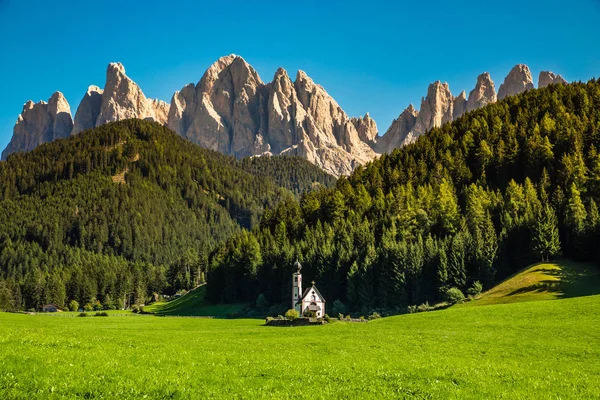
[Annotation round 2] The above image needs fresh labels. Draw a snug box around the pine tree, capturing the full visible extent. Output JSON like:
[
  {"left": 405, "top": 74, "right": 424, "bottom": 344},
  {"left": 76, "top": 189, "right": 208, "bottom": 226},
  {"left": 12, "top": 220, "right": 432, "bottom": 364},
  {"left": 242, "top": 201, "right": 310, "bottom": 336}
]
[{"left": 532, "top": 204, "right": 561, "bottom": 262}]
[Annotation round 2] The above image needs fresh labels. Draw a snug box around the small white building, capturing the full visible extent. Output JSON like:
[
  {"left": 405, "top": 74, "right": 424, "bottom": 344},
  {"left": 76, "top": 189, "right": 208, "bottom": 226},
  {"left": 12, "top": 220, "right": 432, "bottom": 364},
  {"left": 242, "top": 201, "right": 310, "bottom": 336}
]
[{"left": 292, "top": 260, "right": 326, "bottom": 318}]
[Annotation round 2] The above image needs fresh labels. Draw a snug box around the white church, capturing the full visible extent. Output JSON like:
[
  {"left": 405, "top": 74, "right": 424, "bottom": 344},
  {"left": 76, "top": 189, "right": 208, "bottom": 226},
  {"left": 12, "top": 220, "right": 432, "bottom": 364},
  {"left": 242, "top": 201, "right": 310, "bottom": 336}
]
[{"left": 292, "top": 260, "right": 326, "bottom": 318}]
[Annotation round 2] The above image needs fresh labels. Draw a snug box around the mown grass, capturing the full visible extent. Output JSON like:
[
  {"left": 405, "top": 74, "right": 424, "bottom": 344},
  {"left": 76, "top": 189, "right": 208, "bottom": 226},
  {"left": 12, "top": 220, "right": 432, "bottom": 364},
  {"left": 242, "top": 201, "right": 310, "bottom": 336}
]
[
  {"left": 462, "top": 260, "right": 600, "bottom": 307},
  {"left": 144, "top": 285, "right": 247, "bottom": 317},
  {"left": 1, "top": 294, "right": 599, "bottom": 399}
]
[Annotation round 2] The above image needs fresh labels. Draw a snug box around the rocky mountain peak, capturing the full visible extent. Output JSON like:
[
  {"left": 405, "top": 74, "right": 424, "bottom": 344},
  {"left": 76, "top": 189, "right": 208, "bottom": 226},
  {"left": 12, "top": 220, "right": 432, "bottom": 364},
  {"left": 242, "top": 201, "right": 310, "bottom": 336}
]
[
  {"left": 498, "top": 64, "right": 534, "bottom": 100},
  {"left": 351, "top": 112, "right": 378, "bottom": 143},
  {"left": 539, "top": 71, "right": 567, "bottom": 88},
  {"left": 467, "top": 72, "right": 497, "bottom": 112},
  {"left": 72, "top": 85, "right": 103, "bottom": 135},
  {"left": 376, "top": 104, "right": 419, "bottom": 153},
  {"left": 167, "top": 57, "right": 375, "bottom": 176},
  {"left": 408, "top": 80, "right": 454, "bottom": 141},
  {"left": 2, "top": 92, "right": 73, "bottom": 160},
  {"left": 48, "top": 91, "right": 73, "bottom": 139},
  {"left": 96, "top": 62, "right": 154, "bottom": 125},
  {"left": 453, "top": 90, "right": 467, "bottom": 120}
]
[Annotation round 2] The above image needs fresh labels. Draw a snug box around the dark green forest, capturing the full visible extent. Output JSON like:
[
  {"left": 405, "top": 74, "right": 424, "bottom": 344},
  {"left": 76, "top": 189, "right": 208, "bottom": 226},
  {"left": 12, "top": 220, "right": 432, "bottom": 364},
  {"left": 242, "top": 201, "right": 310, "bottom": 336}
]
[
  {"left": 240, "top": 155, "right": 336, "bottom": 196},
  {"left": 0, "top": 120, "right": 333, "bottom": 311},
  {"left": 207, "top": 79, "right": 600, "bottom": 314}
]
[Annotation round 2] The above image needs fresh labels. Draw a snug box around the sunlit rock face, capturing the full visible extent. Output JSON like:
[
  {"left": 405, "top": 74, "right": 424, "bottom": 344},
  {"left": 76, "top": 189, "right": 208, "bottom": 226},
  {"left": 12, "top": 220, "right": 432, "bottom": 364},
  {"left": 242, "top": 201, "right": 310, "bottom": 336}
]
[
  {"left": 498, "top": 64, "right": 534, "bottom": 100},
  {"left": 167, "top": 55, "right": 376, "bottom": 176},
  {"left": 538, "top": 71, "right": 567, "bottom": 88},
  {"left": 2, "top": 92, "right": 73, "bottom": 160}
]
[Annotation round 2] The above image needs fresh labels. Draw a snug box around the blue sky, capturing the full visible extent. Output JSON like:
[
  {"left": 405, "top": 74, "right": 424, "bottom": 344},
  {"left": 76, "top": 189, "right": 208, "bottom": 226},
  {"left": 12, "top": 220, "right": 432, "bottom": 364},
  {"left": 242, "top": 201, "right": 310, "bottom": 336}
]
[{"left": 1, "top": 0, "right": 599, "bottom": 152}]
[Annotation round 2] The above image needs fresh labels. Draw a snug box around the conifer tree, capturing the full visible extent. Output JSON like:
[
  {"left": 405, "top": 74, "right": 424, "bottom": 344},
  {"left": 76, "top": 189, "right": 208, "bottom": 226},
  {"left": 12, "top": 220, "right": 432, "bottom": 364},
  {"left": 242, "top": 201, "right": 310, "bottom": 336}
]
[{"left": 532, "top": 204, "right": 561, "bottom": 262}]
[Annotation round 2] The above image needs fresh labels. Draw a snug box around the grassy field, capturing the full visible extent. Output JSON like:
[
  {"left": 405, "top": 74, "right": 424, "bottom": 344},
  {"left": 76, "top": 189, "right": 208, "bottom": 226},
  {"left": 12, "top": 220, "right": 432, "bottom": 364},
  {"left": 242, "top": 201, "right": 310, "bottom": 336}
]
[
  {"left": 461, "top": 260, "right": 600, "bottom": 307},
  {"left": 144, "top": 285, "right": 247, "bottom": 317},
  {"left": 1, "top": 293, "right": 599, "bottom": 399}
]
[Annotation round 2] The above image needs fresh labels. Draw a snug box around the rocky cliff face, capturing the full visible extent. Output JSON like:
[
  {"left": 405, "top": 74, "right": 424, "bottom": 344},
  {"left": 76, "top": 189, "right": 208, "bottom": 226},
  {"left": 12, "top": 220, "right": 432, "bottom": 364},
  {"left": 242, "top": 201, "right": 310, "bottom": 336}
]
[
  {"left": 167, "top": 55, "right": 375, "bottom": 176},
  {"left": 96, "top": 62, "right": 167, "bottom": 126},
  {"left": 170, "top": 55, "right": 269, "bottom": 157},
  {"left": 453, "top": 91, "right": 467, "bottom": 120},
  {"left": 72, "top": 85, "right": 103, "bottom": 135},
  {"left": 375, "top": 104, "right": 418, "bottom": 153},
  {"left": 538, "top": 71, "right": 567, "bottom": 88},
  {"left": 351, "top": 113, "right": 378, "bottom": 143},
  {"left": 378, "top": 64, "right": 559, "bottom": 150},
  {"left": 2, "top": 92, "right": 73, "bottom": 160},
  {"left": 497, "top": 64, "right": 534, "bottom": 100},
  {"left": 72, "top": 63, "right": 166, "bottom": 137},
  {"left": 404, "top": 81, "right": 454, "bottom": 144},
  {"left": 467, "top": 72, "right": 496, "bottom": 112}
]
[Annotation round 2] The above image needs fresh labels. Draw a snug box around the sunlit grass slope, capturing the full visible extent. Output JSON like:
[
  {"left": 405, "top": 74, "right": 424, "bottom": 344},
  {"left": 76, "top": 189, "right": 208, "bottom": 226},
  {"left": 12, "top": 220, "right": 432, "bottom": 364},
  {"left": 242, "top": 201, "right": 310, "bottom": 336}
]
[
  {"left": 1, "top": 294, "right": 600, "bottom": 399},
  {"left": 144, "top": 285, "right": 246, "bottom": 317},
  {"left": 463, "top": 259, "right": 600, "bottom": 307}
]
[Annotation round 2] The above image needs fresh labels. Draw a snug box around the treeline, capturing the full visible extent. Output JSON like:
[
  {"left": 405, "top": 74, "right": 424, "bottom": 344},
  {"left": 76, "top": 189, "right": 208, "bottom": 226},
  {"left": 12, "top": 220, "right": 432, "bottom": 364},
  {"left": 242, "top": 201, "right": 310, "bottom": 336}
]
[
  {"left": 207, "top": 79, "right": 600, "bottom": 314},
  {"left": 0, "top": 120, "right": 332, "bottom": 311}
]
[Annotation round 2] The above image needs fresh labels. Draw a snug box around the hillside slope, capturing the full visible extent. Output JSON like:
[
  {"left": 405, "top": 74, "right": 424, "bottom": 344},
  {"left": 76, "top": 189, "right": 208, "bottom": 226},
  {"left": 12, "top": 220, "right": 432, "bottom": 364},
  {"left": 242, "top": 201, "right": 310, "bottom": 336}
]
[
  {"left": 144, "top": 285, "right": 246, "bottom": 317},
  {"left": 462, "top": 260, "right": 600, "bottom": 306}
]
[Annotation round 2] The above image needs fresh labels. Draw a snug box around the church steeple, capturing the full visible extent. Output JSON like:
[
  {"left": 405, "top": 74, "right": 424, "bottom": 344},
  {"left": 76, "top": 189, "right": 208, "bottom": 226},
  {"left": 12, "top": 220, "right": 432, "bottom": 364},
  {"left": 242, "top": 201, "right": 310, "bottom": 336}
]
[{"left": 292, "top": 260, "right": 302, "bottom": 312}]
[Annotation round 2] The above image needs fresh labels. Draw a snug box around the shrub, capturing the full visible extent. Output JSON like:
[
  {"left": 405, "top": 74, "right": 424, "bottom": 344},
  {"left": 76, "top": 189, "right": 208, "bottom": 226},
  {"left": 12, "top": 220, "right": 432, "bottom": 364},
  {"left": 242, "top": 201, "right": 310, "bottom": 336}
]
[
  {"left": 68, "top": 300, "right": 79, "bottom": 312},
  {"left": 92, "top": 300, "right": 103, "bottom": 311},
  {"left": 77, "top": 312, "right": 88, "bottom": 317},
  {"left": 331, "top": 299, "right": 346, "bottom": 316},
  {"left": 368, "top": 312, "right": 381, "bottom": 320},
  {"left": 445, "top": 287, "right": 466, "bottom": 304},
  {"left": 417, "top": 302, "right": 431, "bottom": 312},
  {"left": 468, "top": 281, "right": 483, "bottom": 297},
  {"left": 131, "top": 305, "right": 139, "bottom": 313},
  {"left": 303, "top": 309, "right": 316, "bottom": 318},
  {"left": 83, "top": 303, "right": 93, "bottom": 312},
  {"left": 284, "top": 309, "right": 299, "bottom": 320},
  {"left": 323, "top": 314, "right": 331, "bottom": 323},
  {"left": 407, "top": 305, "right": 417, "bottom": 314},
  {"left": 338, "top": 313, "right": 345, "bottom": 321},
  {"left": 94, "top": 312, "right": 109, "bottom": 317}
]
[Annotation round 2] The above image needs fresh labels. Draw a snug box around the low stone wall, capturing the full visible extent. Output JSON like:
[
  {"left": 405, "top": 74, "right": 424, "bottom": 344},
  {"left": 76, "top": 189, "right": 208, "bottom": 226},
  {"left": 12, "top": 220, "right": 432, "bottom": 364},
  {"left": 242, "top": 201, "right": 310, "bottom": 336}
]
[{"left": 265, "top": 317, "right": 326, "bottom": 327}]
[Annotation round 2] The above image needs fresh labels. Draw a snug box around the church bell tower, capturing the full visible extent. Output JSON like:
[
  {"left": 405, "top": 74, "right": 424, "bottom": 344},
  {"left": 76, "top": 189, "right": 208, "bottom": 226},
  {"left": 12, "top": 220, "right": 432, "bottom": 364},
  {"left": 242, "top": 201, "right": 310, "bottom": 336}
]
[{"left": 292, "top": 260, "right": 302, "bottom": 312}]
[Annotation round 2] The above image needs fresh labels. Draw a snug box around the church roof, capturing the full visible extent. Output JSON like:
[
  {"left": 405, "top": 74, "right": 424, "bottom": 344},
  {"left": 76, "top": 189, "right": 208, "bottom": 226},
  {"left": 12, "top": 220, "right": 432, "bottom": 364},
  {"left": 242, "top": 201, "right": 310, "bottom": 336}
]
[{"left": 300, "top": 284, "right": 326, "bottom": 303}]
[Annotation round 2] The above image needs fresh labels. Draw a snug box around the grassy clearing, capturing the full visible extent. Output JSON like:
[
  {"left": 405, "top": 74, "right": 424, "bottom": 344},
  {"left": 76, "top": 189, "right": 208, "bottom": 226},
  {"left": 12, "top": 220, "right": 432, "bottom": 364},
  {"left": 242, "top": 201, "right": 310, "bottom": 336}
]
[
  {"left": 462, "top": 259, "right": 600, "bottom": 307},
  {"left": 143, "top": 285, "right": 247, "bottom": 317},
  {"left": 1, "top": 294, "right": 599, "bottom": 399}
]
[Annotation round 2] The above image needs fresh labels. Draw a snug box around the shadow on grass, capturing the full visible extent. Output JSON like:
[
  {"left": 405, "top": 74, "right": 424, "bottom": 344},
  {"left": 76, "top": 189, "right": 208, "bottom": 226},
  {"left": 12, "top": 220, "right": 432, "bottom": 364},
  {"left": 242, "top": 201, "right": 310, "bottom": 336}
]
[{"left": 505, "top": 261, "right": 600, "bottom": 299}]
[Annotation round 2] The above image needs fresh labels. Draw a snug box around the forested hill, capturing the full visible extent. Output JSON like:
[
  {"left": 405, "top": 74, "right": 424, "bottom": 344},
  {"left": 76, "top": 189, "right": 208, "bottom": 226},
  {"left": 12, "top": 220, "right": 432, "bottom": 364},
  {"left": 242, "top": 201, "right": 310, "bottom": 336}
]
[
  {"left": 0, "top": 119, "right": 333, "bottom": 311},
  {"left": 207, "top": 79, "right": 600, "bottom": 314}
]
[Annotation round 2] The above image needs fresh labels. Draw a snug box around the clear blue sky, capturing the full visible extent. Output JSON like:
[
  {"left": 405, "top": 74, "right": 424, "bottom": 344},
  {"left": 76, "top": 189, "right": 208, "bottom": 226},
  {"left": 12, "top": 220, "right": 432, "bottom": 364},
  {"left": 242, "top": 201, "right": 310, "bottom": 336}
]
[{"left": 1, "top": 0, "right": 599, "bottom": 152}]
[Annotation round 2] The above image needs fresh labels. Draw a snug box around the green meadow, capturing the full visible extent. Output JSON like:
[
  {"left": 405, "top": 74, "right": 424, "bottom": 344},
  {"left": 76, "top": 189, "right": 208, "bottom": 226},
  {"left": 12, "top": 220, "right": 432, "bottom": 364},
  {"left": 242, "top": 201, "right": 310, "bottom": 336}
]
[{"left": 1, "top": 293, "right": 600, "bottom": 399}]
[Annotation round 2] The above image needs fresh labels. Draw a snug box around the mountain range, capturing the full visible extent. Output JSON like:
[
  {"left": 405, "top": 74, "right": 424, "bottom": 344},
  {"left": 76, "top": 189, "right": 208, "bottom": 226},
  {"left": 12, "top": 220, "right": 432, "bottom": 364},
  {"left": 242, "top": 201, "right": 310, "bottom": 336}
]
[{"left": 1, "top": 55, "right": 567, "bottom": 175}]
